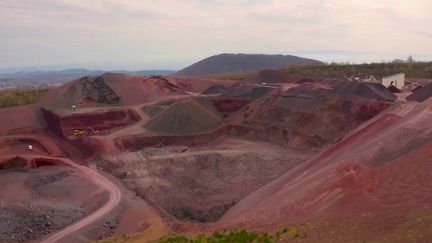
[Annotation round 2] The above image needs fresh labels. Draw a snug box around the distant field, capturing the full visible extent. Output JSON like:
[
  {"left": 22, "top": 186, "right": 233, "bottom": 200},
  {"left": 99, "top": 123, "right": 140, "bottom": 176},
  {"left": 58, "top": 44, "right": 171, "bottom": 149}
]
[
  {"left": 208, "top": 62, "right": 432, "bottom": 80},
  {"left": 0, "top": 87, "right": 48, "bottom": 108}
]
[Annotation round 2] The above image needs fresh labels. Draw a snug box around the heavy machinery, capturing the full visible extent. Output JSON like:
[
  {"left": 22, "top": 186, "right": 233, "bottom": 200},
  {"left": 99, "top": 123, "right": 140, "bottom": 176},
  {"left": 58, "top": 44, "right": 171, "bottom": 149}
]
[
  {"left": 73, "top": 130, "right": 86, "bottom": 137},
  {"left": 72, "top": 127, "right": 97, "bottom": 137}
]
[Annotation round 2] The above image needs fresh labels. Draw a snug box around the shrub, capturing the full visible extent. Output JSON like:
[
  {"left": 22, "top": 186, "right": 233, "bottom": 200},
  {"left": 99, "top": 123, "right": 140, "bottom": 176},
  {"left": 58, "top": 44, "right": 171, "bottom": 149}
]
[{"left": 289, "top": 227, "right": 299, "bottom": 239}]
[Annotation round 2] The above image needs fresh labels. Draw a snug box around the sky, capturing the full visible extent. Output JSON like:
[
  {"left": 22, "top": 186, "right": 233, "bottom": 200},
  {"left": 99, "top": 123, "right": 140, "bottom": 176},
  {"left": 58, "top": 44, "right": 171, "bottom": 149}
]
[{"left": 1, "top": 0, "right": 432, "bottom": 71}]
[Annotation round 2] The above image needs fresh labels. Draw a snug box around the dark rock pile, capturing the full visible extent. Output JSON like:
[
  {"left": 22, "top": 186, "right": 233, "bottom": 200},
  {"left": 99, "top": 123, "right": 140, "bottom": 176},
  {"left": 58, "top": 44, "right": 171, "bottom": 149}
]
[
  {"left": 0, "top": 203, "right": 84, "bottom": 242},
  {"left": 78, "top": 76, "right": 120, "bottom": 104},
  {"left": 406, "top": 82, "right": 432, "bottom": 102}
]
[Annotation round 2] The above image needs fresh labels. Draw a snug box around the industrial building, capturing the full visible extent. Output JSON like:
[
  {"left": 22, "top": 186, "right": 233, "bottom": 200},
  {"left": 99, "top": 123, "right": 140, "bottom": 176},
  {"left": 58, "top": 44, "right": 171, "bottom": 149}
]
[{"left": 382, "top": 73, "right": 405, "bottom": 89}]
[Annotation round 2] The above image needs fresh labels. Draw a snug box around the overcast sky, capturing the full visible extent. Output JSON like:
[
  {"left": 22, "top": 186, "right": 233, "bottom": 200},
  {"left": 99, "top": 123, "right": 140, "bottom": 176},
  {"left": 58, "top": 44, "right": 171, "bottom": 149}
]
[{"left": 1, "top": 0, "right": 431, "bottom": 71}]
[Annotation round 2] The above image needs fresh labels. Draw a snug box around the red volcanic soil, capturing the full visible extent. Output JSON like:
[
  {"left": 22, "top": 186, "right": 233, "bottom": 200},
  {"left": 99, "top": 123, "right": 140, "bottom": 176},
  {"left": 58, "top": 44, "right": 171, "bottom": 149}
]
[
  {"left": 0, "top": 156, "right": 63, "bottom": 169},
  {"left": 42, "top": 107, "right": 141, "bottom": 137},
  {"left": 209, "top": 83, "right": 276, "bottom": 116},
  {"left": 38, "top": 73, "right": 235, "bottom": 110},
  {"left": 0, "top": 73, "right": 241, "bottom": 242},
  {"left": 3, "top": 71, "right": 427, "bottom": 242},
  {"left": 102, "top": 138, "right": 311, "bottom": 223},
  {"left": 211, "top": 98, "right": 251, "bottom": 114},
  {"left": 231, "top": 82, "right": 393, "bottom": 150},
  {"left": 0, "top": 134, "right": 68, "bottom": 170},
  {"left": 0, "top": 72, "right": 235, "bottom": 149},
  {"left": 115, "top": 125, "right": 233, "bottom": 152},
  {"left": 169, "top": 75, "right": 236, "bottom": 93},
  {"left": 0, "top": 105, "right": 44, "bottom": 135},
  {"left": 248, "top": 69, "right": 322, "bottom": 84},
  {"left": 220, "top": 83, "right": 274, "bottom": 99},
  {"left": 220, "top": 100, "right": 432, "bottom": 228}
]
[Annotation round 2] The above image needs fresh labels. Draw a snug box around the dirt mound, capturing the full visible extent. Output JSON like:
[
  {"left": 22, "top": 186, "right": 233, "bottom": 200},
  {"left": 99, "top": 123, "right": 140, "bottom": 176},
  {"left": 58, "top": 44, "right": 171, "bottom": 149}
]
[
  {"left": 141, "top": 105, "right": 166, "bottom": 118},
  {"left": 63, "top": 76, "right": 120, "bottom": 107},
  {"left": 248, "top": 69, "right": 289, "bottom": 83},
  {"left": 90, "top": 74, "right": 186, "bottom": 105},
  {"left": 406, "top": 82, "right": 432, "bottom": 102},
  {"left": 38, "top": 74, "right": 122, "bottom": 109},
  {"left": 248, "top": 69, "right": 320, "bottom": 84},
  {"left": 144, "top": 97, "right": 223, "bottom": 135},
  {"left": 332, "top": 82, "right": 396, "bottom": 101},
  {"left": 38, "top": 73, "right": 236, "bottom": 110},
  {"left": 221, "top": 84, "right": 273, "bottom": 99},
  {"left": 97, "top": 73, "right": 188, "bottom": 105},
  {"left": 236, "top": 82, "right": 392, "bottom": 150},
  {"left": 201, "top": 84, "right": 227, "bottom": 95},
  {"left": 276, "top": 83, "right": 330, "bottom": 110},
  {"left": 142, "top": 76, "right": 187, "bottom": 94},
  {"left": 169, "top": 76, "right": 237, "bottom": 93}
]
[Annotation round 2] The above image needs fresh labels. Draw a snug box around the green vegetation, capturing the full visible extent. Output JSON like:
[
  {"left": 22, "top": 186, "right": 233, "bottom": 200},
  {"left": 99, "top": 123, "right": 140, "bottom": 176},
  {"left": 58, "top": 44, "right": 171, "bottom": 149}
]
[
  {"left": 280, "top": 62, "right": 432, "bottom": 79},
  {"left": 288, "top": 228, "right": 299, "bottom": 239},
  {"left": 0, "top": 87, "right": 48, "bottom": 108},
  {"left": 158, "top": 227, "right": 302, "bottom": 243},
  {"left": 207, "top": 62, "right": 432, "bottom": 81},
  {"left": 207, "top": 71, "right": 256, "bottom": 81}
]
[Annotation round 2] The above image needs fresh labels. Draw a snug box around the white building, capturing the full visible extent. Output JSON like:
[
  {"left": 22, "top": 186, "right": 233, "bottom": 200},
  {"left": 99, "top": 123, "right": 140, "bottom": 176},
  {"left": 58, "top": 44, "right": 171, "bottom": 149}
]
[{"left": 382, "top": 73, "right": 405, "bottom": 89}]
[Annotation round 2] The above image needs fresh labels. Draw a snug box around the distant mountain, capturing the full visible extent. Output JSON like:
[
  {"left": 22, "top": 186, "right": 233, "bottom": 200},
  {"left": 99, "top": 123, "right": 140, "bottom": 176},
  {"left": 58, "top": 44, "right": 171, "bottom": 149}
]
[
  {"left": 175, "top": 53, "right": 322, "bottom": 76},
  {"left": 0, "top": 69, "right": 176, "bottom": 89},
  {"left": 0, "top": 69, "right": 105, "bottom": 89},
  {"left": 115, "top": 70, "right": 176, "bottom": 76},
  {"left": 0, "top": 69, "right": 104, "bottom": 78}
]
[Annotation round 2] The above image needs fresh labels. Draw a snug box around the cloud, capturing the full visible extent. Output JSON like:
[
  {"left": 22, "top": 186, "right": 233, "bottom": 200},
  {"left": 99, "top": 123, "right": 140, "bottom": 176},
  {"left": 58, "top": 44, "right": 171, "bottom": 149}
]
[{"left": 0, "top": 0, "right": 431, "bottom": 69}]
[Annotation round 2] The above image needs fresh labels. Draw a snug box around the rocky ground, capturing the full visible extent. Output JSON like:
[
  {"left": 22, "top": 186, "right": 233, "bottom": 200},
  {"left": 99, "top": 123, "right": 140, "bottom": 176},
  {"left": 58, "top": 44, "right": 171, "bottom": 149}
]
[
  {"left": 0, "top": 203, "right": 83, "bottom": 242},
  {"left": 0, "top": 166, "right": 107, "bottom": 242},
  {"left": 98, "top": 140, "right": 311, "bottom": 223}
]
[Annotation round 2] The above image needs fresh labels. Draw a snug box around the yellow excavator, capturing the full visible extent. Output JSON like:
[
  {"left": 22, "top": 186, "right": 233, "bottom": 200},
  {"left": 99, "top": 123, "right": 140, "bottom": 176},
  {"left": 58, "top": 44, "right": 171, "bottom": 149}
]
[
  {"left": 73, "top": 129, "right": 86, "bottom": 137},
  {"left": 72, "top": 127, "right": 97, "bottom": 137}
]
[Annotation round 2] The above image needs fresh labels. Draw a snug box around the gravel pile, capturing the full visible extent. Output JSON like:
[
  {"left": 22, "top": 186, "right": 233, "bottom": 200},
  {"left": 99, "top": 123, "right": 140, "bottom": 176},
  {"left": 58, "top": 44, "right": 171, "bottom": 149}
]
[{"left": 0, "top": 203, "right": 84, "bottom": 242}]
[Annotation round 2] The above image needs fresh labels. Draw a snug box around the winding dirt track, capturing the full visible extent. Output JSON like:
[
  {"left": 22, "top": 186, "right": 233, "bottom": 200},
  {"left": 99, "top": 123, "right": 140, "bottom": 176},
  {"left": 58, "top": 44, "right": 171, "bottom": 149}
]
[{"left": 40, "top": 158, "right": 122, "bottom": 243}]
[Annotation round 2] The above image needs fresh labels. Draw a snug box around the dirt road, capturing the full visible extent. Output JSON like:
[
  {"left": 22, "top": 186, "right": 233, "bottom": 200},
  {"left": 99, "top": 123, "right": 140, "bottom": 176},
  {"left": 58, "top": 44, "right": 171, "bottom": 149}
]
[{"left": 40, "top": 157, "right": 122, "bottom": 243}]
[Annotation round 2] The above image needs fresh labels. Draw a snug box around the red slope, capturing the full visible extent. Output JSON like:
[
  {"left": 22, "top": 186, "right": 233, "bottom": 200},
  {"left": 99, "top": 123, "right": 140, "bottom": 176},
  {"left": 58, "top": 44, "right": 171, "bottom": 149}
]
[
  {"left": 0, "top": 104, "right": 43, "bottom": 134},
  {"left": 221, "top": 99, "right": 432, "bottom": 225}
]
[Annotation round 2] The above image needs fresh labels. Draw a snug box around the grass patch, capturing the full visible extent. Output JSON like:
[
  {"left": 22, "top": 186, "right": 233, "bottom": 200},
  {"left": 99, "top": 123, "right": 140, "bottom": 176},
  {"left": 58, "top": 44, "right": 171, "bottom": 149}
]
[
  {"left": 0, "top": 87, "right": 48, "bottom": 109},
  {"left": 206, "top": 71, "right": 256, "bottom": 81},
  {"left": 158, "top": 227, "right": 303, "bottom": 243}
]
